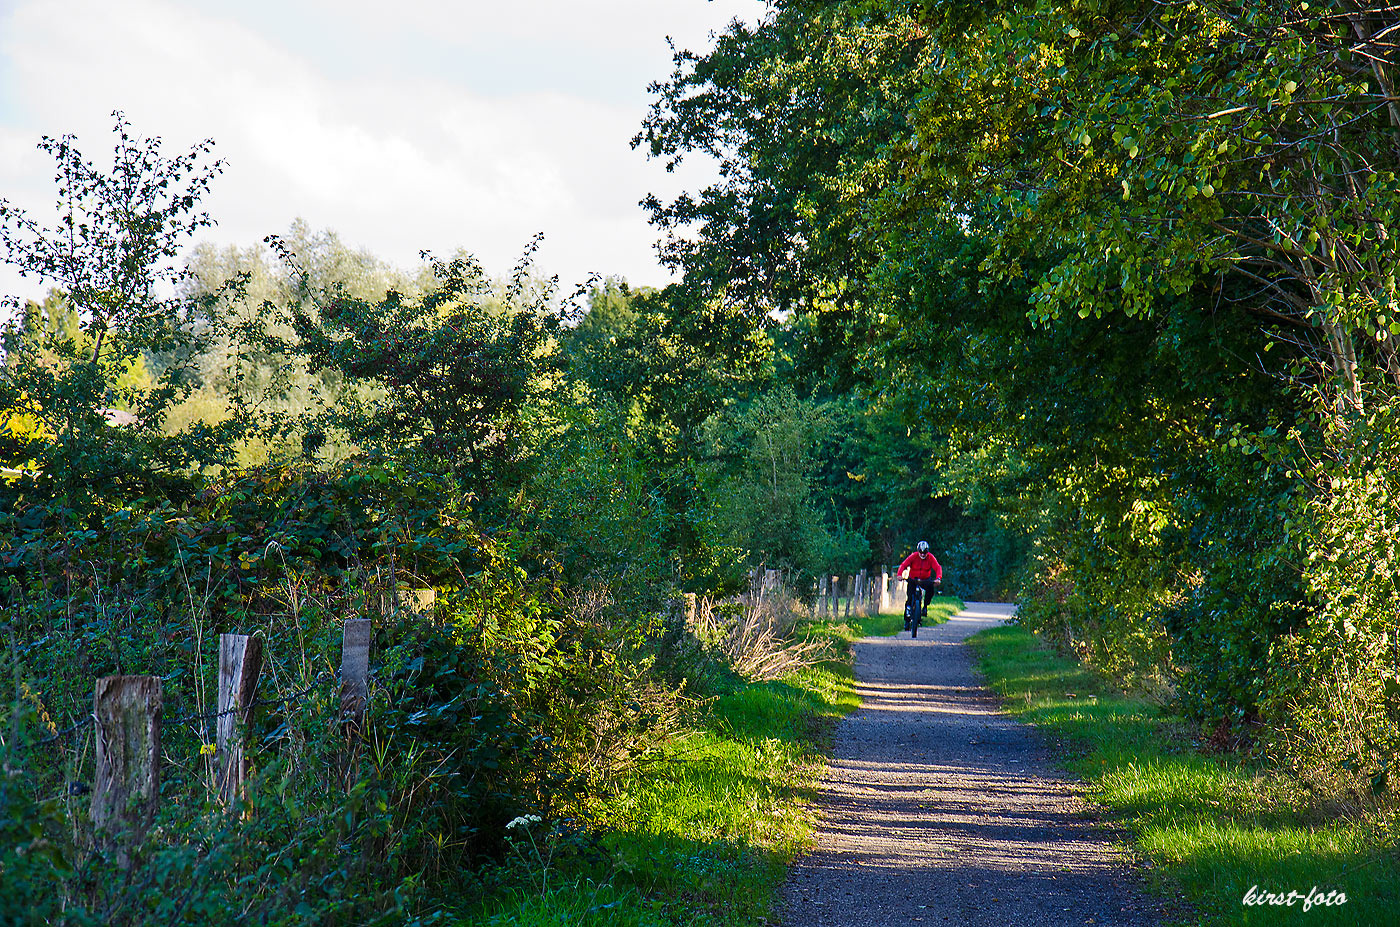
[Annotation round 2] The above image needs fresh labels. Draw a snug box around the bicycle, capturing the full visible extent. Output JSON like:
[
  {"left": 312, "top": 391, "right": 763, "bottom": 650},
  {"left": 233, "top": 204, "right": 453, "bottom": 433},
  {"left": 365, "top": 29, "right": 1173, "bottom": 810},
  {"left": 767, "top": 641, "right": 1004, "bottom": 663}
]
[
  {"left": 903, "top": 579, "right": 940, "bottom": 638},
  {"left": 905, "top": 583, "right": 925, "bottom": 638}
]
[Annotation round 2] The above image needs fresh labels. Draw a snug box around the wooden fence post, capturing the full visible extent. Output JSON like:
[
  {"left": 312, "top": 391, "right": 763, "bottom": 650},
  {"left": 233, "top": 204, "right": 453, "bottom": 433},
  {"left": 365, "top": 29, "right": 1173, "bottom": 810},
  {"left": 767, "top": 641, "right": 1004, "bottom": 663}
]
[
  {"left": 338, "top": 618, "right": 372, "bottom": 788},
  {"left": 340, "top": 618, "right": 372, "bottom": 736},
  {"left": 92, "top": 675, "right": 162, "bottom": 862},
  {"left": 881, "top": 569, "right": 891, "bottom": 612},
  {"left": 216, "top": 633, "right": 263, "bottom": 806}
]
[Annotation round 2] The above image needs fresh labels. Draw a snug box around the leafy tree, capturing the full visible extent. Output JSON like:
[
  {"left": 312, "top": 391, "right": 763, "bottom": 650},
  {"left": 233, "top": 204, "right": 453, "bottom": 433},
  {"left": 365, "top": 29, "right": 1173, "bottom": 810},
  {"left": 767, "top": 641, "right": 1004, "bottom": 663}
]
[
  {"left": 0, "top": 113, "right": 237, "bottom": 495},
  {"left": 699, "top": 387, "right": 855, "bottom": 577},
  {"left": 637, "top": 1, "right": 922, "bottom": 316},
  {"left": 636, "top": 0, "right": 1343, "bottom": 730},
  {"left": 169, "top": 223, "right": 423, "bottom": 465},
  {"left": 258, "top": 240, "right": 562, "bottom": 493},
  {"left": 894, "top": 0, "right": 1400, "bottom": 410}
]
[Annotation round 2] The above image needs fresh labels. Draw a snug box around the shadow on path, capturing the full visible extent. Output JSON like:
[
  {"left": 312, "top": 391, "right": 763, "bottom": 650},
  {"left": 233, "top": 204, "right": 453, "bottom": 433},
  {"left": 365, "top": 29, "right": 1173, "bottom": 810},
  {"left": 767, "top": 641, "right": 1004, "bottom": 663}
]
[{"left": 780, "top": 603, "right": 1165, "bottom": 927}]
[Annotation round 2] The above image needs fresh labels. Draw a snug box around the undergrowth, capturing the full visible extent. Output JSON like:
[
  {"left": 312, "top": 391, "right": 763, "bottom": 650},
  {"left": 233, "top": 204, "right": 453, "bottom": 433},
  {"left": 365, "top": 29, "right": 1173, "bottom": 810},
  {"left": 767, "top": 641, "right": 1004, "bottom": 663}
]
[{"left": 470, "top": 595, "right": 961, "bottom": 926}]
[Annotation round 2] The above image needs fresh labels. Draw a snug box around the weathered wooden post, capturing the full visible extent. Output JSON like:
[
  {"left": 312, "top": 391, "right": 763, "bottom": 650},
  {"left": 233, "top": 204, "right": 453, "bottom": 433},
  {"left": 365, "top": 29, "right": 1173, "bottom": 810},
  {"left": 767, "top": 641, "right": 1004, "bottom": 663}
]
[
  {"left": 881, "top": 569, "right": 891, "bottom": 612},
  {"left": 338, "top": 618, "right": 372, "bottom": 788},
  {"left": 216, "top": 633, "right": 263, "bottom": 806},
  {"left": 340, "top": 618, "right": 372, "bottom": 735},
  {"left": 92, "top": 675, "right": 162, "bottom": 863}
]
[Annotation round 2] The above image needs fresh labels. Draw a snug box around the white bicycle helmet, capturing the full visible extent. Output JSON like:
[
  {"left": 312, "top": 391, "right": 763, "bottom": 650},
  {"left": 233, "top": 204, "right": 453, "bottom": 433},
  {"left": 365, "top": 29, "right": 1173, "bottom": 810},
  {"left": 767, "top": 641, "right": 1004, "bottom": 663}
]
[{"left": 916, "top": 540, "right": 930, "bottom": 553}]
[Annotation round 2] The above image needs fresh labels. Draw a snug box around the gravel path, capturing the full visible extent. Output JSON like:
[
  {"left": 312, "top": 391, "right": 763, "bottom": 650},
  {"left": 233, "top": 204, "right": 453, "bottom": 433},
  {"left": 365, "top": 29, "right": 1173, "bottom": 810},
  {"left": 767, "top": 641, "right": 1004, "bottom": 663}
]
[{"left": 780, "top": 603, "right": 1164, "bottom": 927}]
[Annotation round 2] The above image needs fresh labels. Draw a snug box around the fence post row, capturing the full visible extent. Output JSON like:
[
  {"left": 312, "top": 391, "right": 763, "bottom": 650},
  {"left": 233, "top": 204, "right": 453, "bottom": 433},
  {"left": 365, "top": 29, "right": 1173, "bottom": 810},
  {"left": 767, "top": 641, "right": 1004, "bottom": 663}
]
[
  {"left": 92, "top": 675, "right": 162, "bottom": 864},
  {"left": 84, "top": 617, "right": 376, "bottom": 846},
  {"left": 216, "top": 633, "right": 264, "bottom": 806}
]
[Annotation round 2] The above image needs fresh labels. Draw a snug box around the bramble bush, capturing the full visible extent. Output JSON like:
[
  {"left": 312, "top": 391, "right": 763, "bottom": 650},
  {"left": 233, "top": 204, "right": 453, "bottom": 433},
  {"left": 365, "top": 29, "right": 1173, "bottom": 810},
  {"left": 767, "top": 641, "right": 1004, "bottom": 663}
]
[
  {"left": 0, "top": 454, "right": 720, "bottom": 922},
  {"left": 1266, "top": 398, "right": 1400, "bottom": 799}
]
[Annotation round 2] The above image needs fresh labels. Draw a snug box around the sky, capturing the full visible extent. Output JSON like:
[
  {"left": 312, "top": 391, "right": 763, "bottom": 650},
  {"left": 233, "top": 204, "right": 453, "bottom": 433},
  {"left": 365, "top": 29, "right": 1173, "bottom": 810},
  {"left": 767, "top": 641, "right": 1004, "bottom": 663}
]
[{"left": 0, "top": 0, "right": 762, "bottom": 307}]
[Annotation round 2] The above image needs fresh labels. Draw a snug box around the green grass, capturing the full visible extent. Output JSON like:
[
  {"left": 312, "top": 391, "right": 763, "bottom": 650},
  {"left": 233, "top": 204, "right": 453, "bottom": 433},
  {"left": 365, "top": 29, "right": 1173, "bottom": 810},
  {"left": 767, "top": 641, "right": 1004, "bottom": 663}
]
[
  {"left": 969, "top": 624, "right": 1400, "bottom": 927},
  {"left": 474, "top": 597, "right": 962, "bottom": 925}
]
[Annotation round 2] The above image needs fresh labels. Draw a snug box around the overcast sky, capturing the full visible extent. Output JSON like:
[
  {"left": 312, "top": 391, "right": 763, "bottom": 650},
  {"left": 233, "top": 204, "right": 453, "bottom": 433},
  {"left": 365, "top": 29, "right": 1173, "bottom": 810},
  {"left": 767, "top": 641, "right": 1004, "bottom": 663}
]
[{"left": 0, "top": 0, "right": 761, "bottom": 306}]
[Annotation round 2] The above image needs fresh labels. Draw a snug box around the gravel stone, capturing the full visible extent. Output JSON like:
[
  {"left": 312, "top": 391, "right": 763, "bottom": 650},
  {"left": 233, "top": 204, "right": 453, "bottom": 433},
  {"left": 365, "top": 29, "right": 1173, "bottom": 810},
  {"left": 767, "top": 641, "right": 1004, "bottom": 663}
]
[{"left": 780, "top": 603, "right": 1165, "bottom": 927}]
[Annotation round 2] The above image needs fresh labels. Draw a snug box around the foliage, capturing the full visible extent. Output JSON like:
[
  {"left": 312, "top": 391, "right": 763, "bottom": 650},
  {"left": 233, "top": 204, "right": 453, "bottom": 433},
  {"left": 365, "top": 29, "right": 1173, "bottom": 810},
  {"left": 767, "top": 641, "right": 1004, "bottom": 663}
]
[
  {"left": 0, "top": 113, "right": 239, "bottom": 498},
  {"left": 255, "top": 239, "right": 561, "bottom": 493},
  {"left": 698, "top": 388, "right": 856, "bottom": 578},
  {"left": 1267, "top": 397, "right": 1400, "bottom": 794},
  {"left": 479, "top": 591, "right": 877, "bottom": 927},
  {"left": 638, "top": 0, "right": 1400, "bottom": 791},
  {"left": 165, "top": 222, "right": 422, "bottom": 467},
  {"left": 636, "top": 1, "right": 921, "bottom": 314},
  {"left": 1, "top": 107, "right": 949, "bottom": 925},
  {"left": 895, "top": 1, "right": 1400, "bottom": 407}
]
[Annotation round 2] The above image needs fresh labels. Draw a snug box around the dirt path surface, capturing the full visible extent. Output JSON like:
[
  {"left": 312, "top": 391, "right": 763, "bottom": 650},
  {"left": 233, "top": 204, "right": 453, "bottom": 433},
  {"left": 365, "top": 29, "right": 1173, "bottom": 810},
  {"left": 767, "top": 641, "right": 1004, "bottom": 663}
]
[{"left": 780, "top": 603, "right": 1164, "bottom": 927}]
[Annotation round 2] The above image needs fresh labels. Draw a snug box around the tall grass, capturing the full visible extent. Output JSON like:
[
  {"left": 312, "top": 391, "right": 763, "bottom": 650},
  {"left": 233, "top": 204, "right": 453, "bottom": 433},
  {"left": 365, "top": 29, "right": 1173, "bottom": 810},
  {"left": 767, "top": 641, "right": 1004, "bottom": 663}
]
[{"left": 688, "top": 588, "right": 835, "bottom": 681}]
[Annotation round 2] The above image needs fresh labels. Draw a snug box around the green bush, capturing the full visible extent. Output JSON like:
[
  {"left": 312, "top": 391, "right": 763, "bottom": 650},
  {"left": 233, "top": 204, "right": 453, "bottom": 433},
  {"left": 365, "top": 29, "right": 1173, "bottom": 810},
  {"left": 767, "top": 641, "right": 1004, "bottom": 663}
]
[{"left": 1266, "top": 401, "right": 1400, "bottom": 795}]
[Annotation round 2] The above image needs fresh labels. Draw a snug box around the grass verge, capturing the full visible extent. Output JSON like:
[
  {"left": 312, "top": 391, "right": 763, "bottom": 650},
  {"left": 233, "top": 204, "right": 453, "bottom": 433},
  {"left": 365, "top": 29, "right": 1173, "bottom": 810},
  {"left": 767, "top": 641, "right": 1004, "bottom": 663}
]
[
  {"left": 473, "top": 596, "right": 961, "bottom": 926},
  {"left": 969, "top": 623, "right": 1400, "bottom": 927}
]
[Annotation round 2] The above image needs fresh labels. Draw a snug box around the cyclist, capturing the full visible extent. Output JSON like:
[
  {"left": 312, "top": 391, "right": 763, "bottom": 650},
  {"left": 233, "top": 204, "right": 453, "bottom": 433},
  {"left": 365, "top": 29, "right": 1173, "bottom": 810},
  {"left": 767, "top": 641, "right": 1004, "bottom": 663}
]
[{"left": 897, "top": 541, "right": 943, "bottom": 631}]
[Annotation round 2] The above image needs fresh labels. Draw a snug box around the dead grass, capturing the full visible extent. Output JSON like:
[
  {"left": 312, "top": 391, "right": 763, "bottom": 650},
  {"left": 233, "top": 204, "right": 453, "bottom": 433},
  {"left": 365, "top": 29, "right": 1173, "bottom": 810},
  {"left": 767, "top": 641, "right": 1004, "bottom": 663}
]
[{"left": 690, "top": 585, "right": 835, "bottom": 681}]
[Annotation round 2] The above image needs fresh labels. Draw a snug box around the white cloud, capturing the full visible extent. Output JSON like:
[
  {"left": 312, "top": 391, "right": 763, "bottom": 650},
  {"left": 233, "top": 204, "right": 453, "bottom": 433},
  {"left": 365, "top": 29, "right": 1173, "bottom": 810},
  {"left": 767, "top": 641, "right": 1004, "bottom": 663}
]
[{"left": 0, "top": 0, "right": 761, "bottom": 309}]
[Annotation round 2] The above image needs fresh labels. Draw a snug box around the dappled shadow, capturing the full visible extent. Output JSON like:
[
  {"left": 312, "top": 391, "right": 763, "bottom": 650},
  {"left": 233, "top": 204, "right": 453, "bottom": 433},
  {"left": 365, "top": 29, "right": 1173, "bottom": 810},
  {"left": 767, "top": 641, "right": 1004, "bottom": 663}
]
[{"left": 781, "top": 602, "right": 1163, "bottom": 927}]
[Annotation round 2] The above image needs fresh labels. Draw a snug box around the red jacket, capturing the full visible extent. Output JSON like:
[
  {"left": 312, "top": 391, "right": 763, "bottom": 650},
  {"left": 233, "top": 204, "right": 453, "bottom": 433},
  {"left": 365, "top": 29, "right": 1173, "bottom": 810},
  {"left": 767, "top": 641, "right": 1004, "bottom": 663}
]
[{"left": 898, "top": 551, "right": 942, "bottom": 581}]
